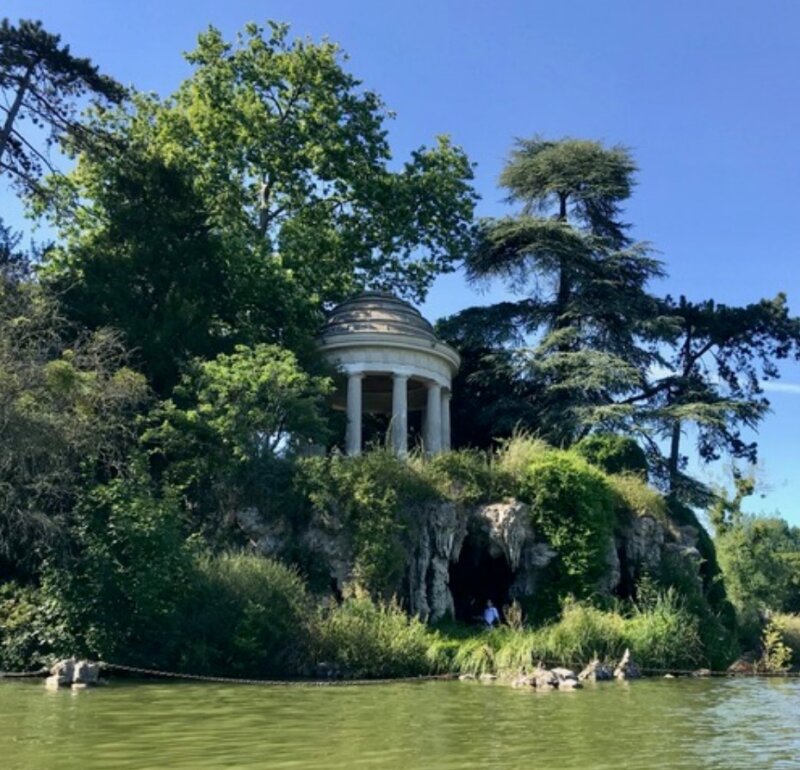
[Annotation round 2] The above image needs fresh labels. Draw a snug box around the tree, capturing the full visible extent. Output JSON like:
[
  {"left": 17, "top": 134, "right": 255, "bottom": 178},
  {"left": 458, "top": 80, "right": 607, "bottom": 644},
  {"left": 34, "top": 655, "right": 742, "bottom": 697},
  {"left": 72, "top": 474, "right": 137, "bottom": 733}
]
[
  {"left": 0, "top": 281, "right": 148, "bottom": 574},
  {"left": 0, "top": 18, "right": 125, "bottom": 194},
  {"left": 446, "top": 137, "right": 663, "bottom": 445},
  {"left": 41, "top": 148, "right": 309, "bottom": 393},
  {"left": 143, "top": 344, "right": 332, "bottom": 536},
  {"left": 38, "top": 22, "right": 476, "bottom": 394},
  {"left": 593, "top": 294, "right": 800, "bottom": 498}
]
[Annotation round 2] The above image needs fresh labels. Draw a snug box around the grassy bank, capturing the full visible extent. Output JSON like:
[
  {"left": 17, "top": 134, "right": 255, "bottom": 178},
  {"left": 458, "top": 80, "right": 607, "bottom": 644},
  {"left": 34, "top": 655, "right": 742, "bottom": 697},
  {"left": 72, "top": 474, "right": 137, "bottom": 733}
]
[{"left": 1, "top": 551, "right": 717, "bottom": 678}]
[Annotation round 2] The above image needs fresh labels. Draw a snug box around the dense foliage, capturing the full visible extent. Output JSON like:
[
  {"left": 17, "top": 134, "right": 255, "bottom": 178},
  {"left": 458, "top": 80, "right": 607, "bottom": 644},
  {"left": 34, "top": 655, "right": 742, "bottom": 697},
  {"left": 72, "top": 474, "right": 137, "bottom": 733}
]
[{"left": 2, "top": 17, "right": 799, "bottom": 679}]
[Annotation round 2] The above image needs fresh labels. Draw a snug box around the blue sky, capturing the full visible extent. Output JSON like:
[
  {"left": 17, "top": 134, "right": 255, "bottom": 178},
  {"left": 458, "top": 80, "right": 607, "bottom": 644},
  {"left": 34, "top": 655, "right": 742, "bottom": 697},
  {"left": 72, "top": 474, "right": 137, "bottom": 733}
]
[{"left": 4, "top": 1, "right": 800, "bottom": 523}]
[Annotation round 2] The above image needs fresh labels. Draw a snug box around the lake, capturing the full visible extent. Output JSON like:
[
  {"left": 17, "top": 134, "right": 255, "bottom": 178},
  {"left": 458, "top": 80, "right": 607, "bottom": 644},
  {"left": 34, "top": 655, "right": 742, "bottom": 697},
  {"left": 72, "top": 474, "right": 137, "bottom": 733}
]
[{"left": 1, "top": 677, "right": 798, "bottom": 769}]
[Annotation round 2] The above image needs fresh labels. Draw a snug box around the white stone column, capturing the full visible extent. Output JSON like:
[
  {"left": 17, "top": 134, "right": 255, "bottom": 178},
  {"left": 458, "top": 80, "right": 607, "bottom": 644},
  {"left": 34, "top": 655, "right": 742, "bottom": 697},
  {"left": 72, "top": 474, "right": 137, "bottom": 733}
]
[
  {"left": 391, "top": 373, "right": 409, "bottom": 456},
  {"left": 441, "top": 388, "right": 451, "bottom": 452},
  {"left": 425, "top": 382, "right": 443, "bottom": 455},
  {"left": 345, "top": 372, "right": 363, "bottom": 456}
]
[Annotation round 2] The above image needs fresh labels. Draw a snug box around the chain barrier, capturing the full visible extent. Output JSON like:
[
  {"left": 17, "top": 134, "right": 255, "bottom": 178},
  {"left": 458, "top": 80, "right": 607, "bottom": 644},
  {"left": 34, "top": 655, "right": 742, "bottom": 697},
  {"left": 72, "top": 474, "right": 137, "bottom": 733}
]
[{"left": 4, "top": 661, "right": 800, "bottom": 684}]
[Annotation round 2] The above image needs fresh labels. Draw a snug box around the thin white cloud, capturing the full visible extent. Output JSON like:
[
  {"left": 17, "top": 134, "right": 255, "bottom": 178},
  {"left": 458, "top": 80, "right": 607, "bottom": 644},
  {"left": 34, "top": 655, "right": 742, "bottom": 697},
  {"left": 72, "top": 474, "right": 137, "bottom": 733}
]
[{"left": 761, "top": 381, "right": 800, "bottom": 395}]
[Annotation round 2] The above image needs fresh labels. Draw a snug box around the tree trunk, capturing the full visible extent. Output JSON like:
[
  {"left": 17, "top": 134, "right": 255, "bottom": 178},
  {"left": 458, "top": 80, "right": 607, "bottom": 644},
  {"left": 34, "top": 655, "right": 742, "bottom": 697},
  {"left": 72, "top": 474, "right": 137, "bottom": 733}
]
[
  {"left": 0, "top": 62, "right": 36, "bottom": 163},
  {"left": 668, "top": 419, "right": 681, "bottom": 493}
]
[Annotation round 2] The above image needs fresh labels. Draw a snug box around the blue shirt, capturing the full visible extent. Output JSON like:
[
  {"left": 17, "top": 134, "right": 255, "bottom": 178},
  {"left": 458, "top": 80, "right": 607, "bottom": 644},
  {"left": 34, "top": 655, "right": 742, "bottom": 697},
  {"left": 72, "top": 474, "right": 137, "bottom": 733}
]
[{"left": 483, "top": 606, "right": 499, "bottom": 626}]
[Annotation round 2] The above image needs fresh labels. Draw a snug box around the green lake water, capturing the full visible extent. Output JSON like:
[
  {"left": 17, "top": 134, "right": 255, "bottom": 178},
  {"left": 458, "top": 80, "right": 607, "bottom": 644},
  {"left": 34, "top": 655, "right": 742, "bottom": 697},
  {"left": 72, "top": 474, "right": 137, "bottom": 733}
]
[{"left": 1, "top": 677, "right": 799, "bottom": 769}]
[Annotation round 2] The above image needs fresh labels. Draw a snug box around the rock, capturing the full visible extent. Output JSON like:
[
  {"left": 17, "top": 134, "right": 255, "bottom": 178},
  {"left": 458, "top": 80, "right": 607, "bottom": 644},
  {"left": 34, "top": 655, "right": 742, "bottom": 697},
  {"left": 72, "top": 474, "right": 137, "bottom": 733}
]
[
  {"left": 691, "top": 668, "right": 712, "bottom": 678},
  {"left": 73, "top": 661, "right": 100, "bottom": 685},
  {"left": 50, "top": 658, "right": 76, "bottom": 683},
  {"left": 551, "top": 667, "right": 578, "bottom": 682},
  {"left": 459, "top": 673, "right": 476, "bottom": 681},
  {"left": 44, "top": 675, "right": 66, "bottom": 689},
  {"left": 511, "top": 675, "right": 535, "bottom": 688},
  {"left": 479, "top": 673, "right": 497, "bottom": 682},
  {"left": 557, "top": 678, "right": 582, "bottom": 690},
  {"left": 728, "top": 654, "right": 757, "bottom": 674},
  {"left": 532, "top": 666, "right": 559, "bottom": 690},
  {"left": 578, "top": 659, "right": 613, "bottom": 682},
  {"left": 71, "top": 682, "right": 89, "bottom": 690},
  {"left": 663, "top": 674, "right": 675, "bottom": 679},
  {"left": 614, "top": 648, "right": 641, "bottom": 680}
]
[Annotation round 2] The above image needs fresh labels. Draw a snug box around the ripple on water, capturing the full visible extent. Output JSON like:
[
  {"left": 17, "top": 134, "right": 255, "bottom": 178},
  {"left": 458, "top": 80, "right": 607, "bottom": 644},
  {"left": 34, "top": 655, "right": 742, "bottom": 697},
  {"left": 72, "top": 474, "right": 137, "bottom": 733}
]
[{"left": 1, "top": 677, "right": 799, "bottom": 770}]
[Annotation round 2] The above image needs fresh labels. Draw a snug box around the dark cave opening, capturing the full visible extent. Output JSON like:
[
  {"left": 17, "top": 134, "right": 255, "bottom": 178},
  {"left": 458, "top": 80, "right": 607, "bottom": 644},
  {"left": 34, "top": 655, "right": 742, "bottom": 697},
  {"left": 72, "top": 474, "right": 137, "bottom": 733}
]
[{"left": 449, "top": 534, "right": 514, "bottom": 623}]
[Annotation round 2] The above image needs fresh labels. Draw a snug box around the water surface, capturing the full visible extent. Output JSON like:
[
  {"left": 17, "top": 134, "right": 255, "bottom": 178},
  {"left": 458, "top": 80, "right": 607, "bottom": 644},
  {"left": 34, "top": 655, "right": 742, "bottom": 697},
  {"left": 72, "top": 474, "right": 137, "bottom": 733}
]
[{"left": 2, "top": 677, "right": 798, "bottom": 769}]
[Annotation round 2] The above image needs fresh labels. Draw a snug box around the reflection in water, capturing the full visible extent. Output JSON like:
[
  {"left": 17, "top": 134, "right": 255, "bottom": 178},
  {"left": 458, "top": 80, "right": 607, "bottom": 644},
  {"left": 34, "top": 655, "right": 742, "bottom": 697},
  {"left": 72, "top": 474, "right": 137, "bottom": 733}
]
[{"left": 2, "top": 678, "right": 799, "bottom": 769}]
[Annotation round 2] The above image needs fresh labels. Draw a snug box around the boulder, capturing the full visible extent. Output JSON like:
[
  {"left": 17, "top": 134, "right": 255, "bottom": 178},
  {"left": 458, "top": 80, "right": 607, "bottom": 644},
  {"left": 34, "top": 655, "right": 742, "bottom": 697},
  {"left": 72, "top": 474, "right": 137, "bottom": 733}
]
[
  {"left": 557, "top": 678, "right": 582, "bottom": 690},
  {"left": 691, "top": 668, "right": 712, "bottom": 678},
  {"left": 551, "top": 666, "right": 578, "bottom": 682},
  {"left": 614, "top": 648, "right": 641, "bottom": 680},
  {"left": 50, "top": 658, "right": 76, "bottom": 683},
  {"left": 458, "top": 673, "right": 476, "bottom": 681},
  {"left": 510, "top": 675, "right": 535, "bottom": 688},
  {"left": 578, "top": 659, "right": 613, "bottom": 682},
  {"left": 479, "top": 672, "right": 497, "bottom": 682},
  {"left": 73, "top": 661, "right": 100, "bottom": 685},
  {"left": 532, "top": 665, "right": 558, "bottom": 690}
]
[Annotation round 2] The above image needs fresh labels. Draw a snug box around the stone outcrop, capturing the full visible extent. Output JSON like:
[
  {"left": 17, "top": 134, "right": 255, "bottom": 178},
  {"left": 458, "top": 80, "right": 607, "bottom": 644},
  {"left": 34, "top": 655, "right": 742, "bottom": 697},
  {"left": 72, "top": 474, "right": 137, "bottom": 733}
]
[
  {"left": 578, "top": 659, "right": 613, "bottom": 682},
  {"left": 614, "top": 648, "right": 641, "bottom": 680},
  {"left": 45, "top": 659, "right": 101, "bottom": 689},
  {"left": 238, "top": 493, "right": 708, "bottom": 622}
]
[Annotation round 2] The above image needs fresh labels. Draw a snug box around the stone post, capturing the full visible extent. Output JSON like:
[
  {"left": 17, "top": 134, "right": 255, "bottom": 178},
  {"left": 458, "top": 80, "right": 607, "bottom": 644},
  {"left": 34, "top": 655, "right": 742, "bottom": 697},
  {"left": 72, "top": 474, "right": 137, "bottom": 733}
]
[
  {"left": 425, "top": 382, "right": 443, "bottom": 455},
  {"left": 345, "top": 372, "right": 363, "bottom": 455},
  {"left": 441, "top": 388, "right": 451, "bottom": 452}
]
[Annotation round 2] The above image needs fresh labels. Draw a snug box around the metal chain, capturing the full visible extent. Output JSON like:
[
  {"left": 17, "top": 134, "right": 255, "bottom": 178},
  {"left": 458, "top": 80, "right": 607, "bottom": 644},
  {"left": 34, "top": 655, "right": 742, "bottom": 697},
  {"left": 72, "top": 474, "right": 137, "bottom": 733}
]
[{"left": 4, "top": 661, "right": 799, "bottom": 683}]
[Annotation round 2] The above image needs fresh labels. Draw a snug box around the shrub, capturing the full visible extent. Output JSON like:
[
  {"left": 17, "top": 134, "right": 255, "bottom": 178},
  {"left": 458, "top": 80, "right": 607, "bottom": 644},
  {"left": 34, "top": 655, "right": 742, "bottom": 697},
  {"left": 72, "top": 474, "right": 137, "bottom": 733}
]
[
  {"left": 609, "top": 473, "right": 668, "bottom": 525},
  {"left": 574, "top": 434, "right": 648, "bottom": 476},
  {"left": 37, "top": 470, "right": 193, "bottom": 667},
  {"left": 422, "top": 449, "right": 506, "bottom": 505},
  {"left": 296, "top": 451, "right": 441, "bottom": 597},
  {"left": 311, "top": 596, "right": 443, "bottom": 678},
  {"left": 772, "top": 613, "right": 800, "bottom": 667},
  {"left": 0, "top": 582, "right": 62, "bottom": 671},
  {"left": 178, "top": 551, "right": 312, "bottom": 676},
  {"left": 759, "top": 618, "right": 793, "bottom": 673},
  {"left": 517, "top": 451, "right": 616, "bottom": 597}
]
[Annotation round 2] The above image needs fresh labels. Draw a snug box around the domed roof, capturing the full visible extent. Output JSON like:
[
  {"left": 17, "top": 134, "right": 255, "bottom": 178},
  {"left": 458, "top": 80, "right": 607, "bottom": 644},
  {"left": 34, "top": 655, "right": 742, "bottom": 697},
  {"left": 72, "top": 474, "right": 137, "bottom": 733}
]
[{"left": 321, "top": 291, "right": 438, "bottom": 343}]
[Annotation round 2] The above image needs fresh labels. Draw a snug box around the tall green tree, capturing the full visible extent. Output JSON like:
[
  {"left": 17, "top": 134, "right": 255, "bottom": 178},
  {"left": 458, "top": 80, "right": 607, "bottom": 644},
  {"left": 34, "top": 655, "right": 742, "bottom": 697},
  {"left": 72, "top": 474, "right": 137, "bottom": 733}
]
[
  {"left": 0, "top": 18, "right": 124, "bottom": 194},
  {"left": 445, "top": 137, "right": 663, "bottom": 445},
  {"left": 39, "top": 22, "right": 477, "bottom": 394},
  {"left": 593, "top": 294, "right": 800, "bottom": 497}
]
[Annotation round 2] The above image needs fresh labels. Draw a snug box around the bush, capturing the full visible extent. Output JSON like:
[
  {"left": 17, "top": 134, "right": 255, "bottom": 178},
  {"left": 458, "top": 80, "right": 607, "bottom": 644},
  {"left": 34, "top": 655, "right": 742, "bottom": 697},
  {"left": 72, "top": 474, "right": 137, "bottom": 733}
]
[
  {"left": 177, "top": 551, "right": 312, "bottom": 676},
  {"left": 296, "top": 451, "right": 441, "bottom": 597},
  {"left": 516, "top": 451, "right": 616, "bottom": 597},
  {"left": 0, "top": 582, "right": 61, "bottom": 671},
  {"left": 422, "top": 449, "right": 507, "bottom": 505},
  {"left": 574, "top": 434, "right": 648, "bottom": 476},
  {"left": 37, "top": 470, "right": 193, "bottom": 667},
  {"left": 609, "top": 473, "right": 668, "bottom": 524},
  {"left": 311, "top": 596, "right": 444, "bottom": 678},
  {"left": 772, "top": 613, "right": 800, "bottom": 667}
]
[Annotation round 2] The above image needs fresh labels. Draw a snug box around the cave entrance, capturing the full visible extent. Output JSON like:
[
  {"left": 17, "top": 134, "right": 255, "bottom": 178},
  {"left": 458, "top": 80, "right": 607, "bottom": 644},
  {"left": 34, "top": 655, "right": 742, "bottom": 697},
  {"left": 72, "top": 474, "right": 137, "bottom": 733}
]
[{"left": 449, "top": 535, "right": 514, "bottom": 623}]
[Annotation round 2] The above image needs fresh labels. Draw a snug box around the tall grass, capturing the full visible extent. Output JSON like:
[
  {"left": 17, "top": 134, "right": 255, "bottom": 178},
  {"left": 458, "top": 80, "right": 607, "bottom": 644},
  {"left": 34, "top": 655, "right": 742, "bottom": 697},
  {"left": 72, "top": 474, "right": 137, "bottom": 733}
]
[{"left": 311, "top": 596, "right": 447, "bottom": 678}]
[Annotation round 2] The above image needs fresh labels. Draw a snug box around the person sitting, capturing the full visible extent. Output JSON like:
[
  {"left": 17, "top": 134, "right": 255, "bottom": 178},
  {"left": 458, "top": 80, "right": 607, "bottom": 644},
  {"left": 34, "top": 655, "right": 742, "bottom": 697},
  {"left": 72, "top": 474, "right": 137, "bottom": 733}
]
[{"left": 483, "top": 600, "right": 500, "bottom": 628}]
